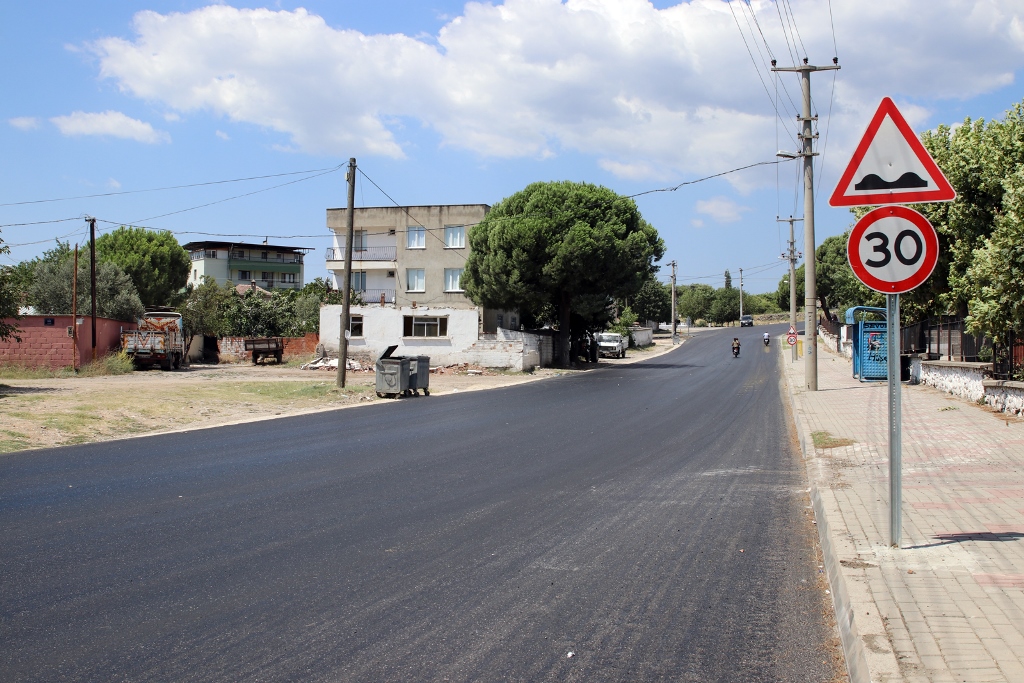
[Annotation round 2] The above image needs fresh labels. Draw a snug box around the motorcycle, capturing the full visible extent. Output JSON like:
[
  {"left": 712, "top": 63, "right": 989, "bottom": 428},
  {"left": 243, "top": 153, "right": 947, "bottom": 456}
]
[
  {"left": 732, "top": 345, "right": 740, "bottom": 358},
  {"left": 763, "top": 336, "right": 770, "bottom": 347}
]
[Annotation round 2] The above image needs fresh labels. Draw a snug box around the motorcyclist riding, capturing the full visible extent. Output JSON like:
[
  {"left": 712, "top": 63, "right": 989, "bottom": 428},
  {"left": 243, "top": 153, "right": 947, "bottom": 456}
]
[
  {"left": 732, "top": 337, "right": 740, "bottom": 357},
  {"left": 763, "top": 332, "right": 770, "bottom": 347}
]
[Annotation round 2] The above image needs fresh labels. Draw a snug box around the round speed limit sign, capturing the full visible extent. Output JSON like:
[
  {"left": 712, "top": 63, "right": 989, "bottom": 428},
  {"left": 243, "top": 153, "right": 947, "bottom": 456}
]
[{"left": 847, "top": 205, "right": 939, "bottom": 294}]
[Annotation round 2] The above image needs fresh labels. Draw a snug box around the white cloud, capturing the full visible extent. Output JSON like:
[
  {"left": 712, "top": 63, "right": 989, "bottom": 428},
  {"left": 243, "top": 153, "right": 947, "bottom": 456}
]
[
  {"left": 216, "top": 130, "right": 230, "bottom": 140},
  {"left": 8, "top": 116, "right": 40, "bottom": 130},
  {"left": 50, "top": 110, "right": 170, "bottom": 144},
  {"left": 695, "top": 196, "right": 749, "bottom": 224},
  {"left": 87, "top": 1, "right": 1024, "bottom": 180},
  {"left": 107, "top": 178, "right": 121, "bottom": 189}
]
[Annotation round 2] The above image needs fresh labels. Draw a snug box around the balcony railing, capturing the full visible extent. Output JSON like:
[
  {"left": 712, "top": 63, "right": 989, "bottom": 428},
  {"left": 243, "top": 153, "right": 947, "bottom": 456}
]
[
  {"left": 231, "top": 253, "right": 304, "bottom": 264},
  {"left": 353, "top": 288, "right": 395, "bottom": 305},
  {"left": 326, "top": 246, "right": 397, "bottom": 261}
]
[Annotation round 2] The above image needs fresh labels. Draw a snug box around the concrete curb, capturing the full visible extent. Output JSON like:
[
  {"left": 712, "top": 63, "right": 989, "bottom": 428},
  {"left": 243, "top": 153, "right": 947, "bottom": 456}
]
[{"left": 781, "top": 349, "right": 872, "bottom": 683}]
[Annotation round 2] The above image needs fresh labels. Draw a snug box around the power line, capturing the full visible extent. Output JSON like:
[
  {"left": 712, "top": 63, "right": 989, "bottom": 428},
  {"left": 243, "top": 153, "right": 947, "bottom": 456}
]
[
  {"left": 0, "top": 165, "right": 345, "bottom": 208},
  {"left": 629, "top": 160, "right": 790, "bottom": 198},
  {"left": 0, "top": 216, "right": 84, "bottom": 229},
  {"left": 127, "top": 165, "right": 343, "bottom": 224}
]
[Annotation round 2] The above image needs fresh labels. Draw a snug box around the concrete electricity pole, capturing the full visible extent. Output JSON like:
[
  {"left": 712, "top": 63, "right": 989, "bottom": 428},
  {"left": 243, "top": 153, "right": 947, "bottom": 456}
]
[
  {"left": 670, "top": 260, "right": 678, "bottom": 344},
  {"left": 778, "top": 216, "right": 802, "bottom": 362},
  {"left": 772, "top": 58, "right": 840, "bottom": 391},
  {"left": 738, "top": 268, "right": 744, "bottom": 319},
  {"left": 337, "top": 158, "right": 357, "bottom": 389}
]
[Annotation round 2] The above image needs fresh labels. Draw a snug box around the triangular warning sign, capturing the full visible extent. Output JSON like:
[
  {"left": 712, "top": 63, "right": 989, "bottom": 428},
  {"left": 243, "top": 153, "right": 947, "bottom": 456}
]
[
  {"left": 829, "top": 97, "right": 956, "bottom": 207},
  {"left": 787, "top": 325, "right": 797, "bottom": 336}
]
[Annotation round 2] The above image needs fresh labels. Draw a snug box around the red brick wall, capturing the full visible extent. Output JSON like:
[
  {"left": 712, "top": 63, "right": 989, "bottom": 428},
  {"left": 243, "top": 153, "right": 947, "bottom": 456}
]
[
  {"left": 282, "top": 333, "right": 319, "bottom": 357},
  {"left": 1, "top": 316, "right": 137, "bottom": 370}
]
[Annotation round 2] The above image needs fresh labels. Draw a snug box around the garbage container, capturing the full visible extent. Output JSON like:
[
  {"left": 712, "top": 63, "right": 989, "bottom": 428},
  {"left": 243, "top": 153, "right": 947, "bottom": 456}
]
[
  {"left": 407, "top": 355, "right": 431, "bottom": 396},
  {"left": 375, "top": 345, "right": 410, "bottom": 398}
]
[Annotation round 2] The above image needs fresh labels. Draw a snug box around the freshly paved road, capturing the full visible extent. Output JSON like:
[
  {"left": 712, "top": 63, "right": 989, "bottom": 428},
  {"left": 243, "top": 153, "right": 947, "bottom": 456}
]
[{"left": 1, "top": 325, "right": 841, "bottom": 682}]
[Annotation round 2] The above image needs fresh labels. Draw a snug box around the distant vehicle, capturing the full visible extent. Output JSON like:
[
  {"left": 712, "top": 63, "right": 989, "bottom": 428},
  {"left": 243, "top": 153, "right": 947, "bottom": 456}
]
[
  {"left": 740, "top": 315, "right": 754, "bottom": 327},
  {"left": 596, "top": 332, "right": 628, "bottom": 358},
  {"left": 121, "top": 312, "right": 184, "bottom": 370},
  {"left": 245, "top": 337, "right": 284, "bottom": 365}
]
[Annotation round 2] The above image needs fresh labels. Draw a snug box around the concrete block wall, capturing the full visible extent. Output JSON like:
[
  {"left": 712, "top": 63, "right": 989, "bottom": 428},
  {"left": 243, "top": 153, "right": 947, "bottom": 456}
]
[
  {"left": 1, "top": 315, "right": 133, "bottom": 370},
  {"left": 918, "top": 361, "right": 988, "bottom": 403},
  {"left": 982, "top": 380, "right": 1024, "bottom": 416},
  {"left": 464, "top": 339, "right": 529, "bottom": 370}
]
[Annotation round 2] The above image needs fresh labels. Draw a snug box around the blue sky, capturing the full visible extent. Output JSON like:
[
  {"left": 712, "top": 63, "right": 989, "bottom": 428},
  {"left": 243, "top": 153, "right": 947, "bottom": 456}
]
[{"left": 3, "top": 0, "right": 1024, "bottom": 295}]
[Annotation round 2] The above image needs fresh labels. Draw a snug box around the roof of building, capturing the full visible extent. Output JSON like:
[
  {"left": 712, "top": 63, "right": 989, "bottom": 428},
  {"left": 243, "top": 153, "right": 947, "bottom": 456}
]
[
  {"left": 234, "top": 282, "right": 274, "bottom": 297},
  {"left": 182, "top": 240, "right": 314, "bottom": 253},
  {"left": 325, "top": 203, "right": 489, "bottom": 212}
]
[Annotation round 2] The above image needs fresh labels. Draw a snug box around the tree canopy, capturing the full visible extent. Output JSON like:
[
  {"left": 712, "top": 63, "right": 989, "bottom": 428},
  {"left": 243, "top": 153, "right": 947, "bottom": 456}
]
[
  {"left": 96, "top": 226, "right": 190, "bottom": 308},
  {"left": 632, "top": 279, "right": 672, "bottom": 324},
  {"left": 463, "top": 181, "right": 665, "bottom": 365},
  {"left": 30, "top": 254, "right": 145, "bottom": 322},
  {"left": 0, "top": 233, "right": 21, "bottom": 341}
]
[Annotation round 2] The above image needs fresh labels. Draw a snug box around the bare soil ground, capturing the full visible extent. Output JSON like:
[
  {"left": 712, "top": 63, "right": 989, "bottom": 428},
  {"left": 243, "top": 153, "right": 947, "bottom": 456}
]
[{"left": 1, "top": 337, "right": 678, "bottom": 454}]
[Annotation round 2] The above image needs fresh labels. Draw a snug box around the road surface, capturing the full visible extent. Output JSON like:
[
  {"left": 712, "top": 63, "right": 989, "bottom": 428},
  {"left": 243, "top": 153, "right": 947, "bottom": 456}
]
[{"left": 1, "top": 325, "right": 841, "bottom": 682}]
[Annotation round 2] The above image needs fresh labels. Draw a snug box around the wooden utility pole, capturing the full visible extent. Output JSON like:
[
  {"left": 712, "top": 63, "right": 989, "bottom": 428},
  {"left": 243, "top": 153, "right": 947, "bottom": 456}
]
[
  {"left": 87, "top": 216, "right": 97, "bottom": 362},
  {"left": 738, "top": 267, "right": 744, "bottom": 319},
  {"left": 336, "top": 158, "right": 357, "bottom": 389},
  {"left": 72, "top": 245, "right": 78, "bottom": 371},
  {"left": 772, "top": 58, "right": 840, "bottom": 391}
]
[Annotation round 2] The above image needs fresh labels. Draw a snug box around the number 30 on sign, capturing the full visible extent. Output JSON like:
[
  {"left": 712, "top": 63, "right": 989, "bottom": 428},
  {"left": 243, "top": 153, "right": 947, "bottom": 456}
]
[{"left": 847, "top": 205, "right": 939, "bottom": 294}]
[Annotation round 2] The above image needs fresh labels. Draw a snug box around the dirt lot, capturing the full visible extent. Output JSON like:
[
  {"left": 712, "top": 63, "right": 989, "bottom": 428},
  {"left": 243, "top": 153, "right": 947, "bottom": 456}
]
[{"left": 1, "top": 337, "right": 677, "bottom": 454}]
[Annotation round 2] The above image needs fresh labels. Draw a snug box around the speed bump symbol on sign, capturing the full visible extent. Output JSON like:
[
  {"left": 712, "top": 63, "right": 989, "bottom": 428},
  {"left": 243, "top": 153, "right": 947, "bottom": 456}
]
[{"left": 847, "top": 205, "right": 939, "bottom": 294}]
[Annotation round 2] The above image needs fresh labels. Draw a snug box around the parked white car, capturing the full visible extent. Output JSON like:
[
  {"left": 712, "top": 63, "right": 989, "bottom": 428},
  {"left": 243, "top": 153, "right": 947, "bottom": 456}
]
[{"left": 596, "top": 332, "right": 628, "bottom": 358}]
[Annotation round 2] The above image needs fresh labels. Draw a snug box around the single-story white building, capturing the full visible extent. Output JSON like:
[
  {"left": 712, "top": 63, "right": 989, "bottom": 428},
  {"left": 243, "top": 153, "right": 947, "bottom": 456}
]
[{"left": 319, "top": 304, "right": 543, "bottom": 370}]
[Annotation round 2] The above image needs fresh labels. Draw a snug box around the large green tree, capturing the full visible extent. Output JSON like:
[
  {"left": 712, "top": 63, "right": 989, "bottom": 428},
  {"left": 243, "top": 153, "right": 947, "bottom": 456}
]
[
  {"left": 96, "top": 226, "right": 190, "bottom": 308},
  {"left": 677, "top": 283, "right": 715, "bottom": 323},
  {"left": 632, "top": 279, "right": 672, "bottom": 324},
  {"left": 775, "top": 265, "right": 805, "bottom": 312},
  {"left": 180, "top": 277, "right": 235, "bottom": 360},
  {"left": 0, "top": 233, "right": 21, "bottom": 341},
  {"left": 966, "top": 167, "right": 1024, "bottom": 342},
  {"left": 30, "top": 255, "right": 145, "bottom": 322},
  {"left": 463, "top": 181, "right": 665, "bottom": 366},
  {"left": 815, "top": 232, "right": 882, "bottom": 320},
  {"left": 709, "top": 286, "right": 740, "bottom": 325}
]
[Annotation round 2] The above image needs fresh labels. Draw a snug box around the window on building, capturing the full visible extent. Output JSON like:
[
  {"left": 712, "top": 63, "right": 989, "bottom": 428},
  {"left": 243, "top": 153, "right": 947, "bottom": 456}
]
[
  {"left": 261, "top": 272, "right": 273, "bottom": 281},
  {"left": 204, "top": 250, "right": 217, "bottom": 259},
  {"left": 232, "top": 249, "right": 245, "bottom": 258},
  {"left": 407, "top": 226, "right": 425, "bottom": 249},
  {"left": 350, "top": 271, "right": 366, "bottom": 291},
  {"left": 350, "top": 315, "right": 363, "bottom": 337},
  {"left": 261, "top": 251, "right": 269, "bottom": 261},
  {"left": 403, "top": 316, "right": 448, "bottom": 337},
  {"left": 353, "top": 230, "right": 367, "bottom": 251},
  {"left": 406, "top": 268, "right": 425, "bottom": 292},
  {"left": 239, "top": 270, "right": 251, "bottom": 280},
  {"left": 281, "top": 273, "right": 297, "bottom": 284},
  {"left": 444, "top": 268, "right": 464, "bottom": 292},
  {"left": 444, "top": 225, "right": 465, "bottom": 249}
]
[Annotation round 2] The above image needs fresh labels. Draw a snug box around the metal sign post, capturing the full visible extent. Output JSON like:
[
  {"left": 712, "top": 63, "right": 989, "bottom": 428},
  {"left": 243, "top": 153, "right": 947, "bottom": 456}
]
[{"left": 887, "top": 294, "right": 902, "bottom": 547}]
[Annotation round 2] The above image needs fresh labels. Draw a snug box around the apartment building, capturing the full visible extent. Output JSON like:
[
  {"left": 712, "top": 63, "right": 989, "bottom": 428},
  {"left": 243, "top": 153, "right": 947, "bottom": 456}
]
[
  {"left": 184, "top": 241, "right": 311, "bottom": 291},
  {"left": 325, "top": 205, "right": 487, "bottom": 309}
]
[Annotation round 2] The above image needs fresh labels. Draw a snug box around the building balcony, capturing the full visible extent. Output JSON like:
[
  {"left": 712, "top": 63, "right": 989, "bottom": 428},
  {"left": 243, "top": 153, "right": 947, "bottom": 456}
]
[
  {"left": 354, "top": 288, "right": 396, "bottom": 305},
  {"left": 326, "top": 246, "right": 397, "bottom": 262}
]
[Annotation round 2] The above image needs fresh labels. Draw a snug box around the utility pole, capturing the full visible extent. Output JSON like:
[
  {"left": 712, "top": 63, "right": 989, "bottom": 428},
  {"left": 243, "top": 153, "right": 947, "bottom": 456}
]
[
  {"left": 337, "top": 158, "right": 357, "bottom": 389},
  {"left": 772, "top": 57, "right": 840, "bottom": 391},
  {"left": 778, "top": 216, "right": 803, "bottom": 362},
  {"left": 738, "top": 267, "right": 744, "bottom": 319},
  {"left": 72, "top": 245, "right": 78, "bottom": 372},
  {"left": 86, "top": 216, "right": 97, "bottom": 362},
  {"left": 670, "top": 261, "right": 678, "bottom": 345}
]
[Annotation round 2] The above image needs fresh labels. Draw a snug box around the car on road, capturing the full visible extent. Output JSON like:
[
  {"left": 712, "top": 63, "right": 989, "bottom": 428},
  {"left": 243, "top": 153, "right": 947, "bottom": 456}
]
[
  {"left": 739, "top": 315, "right": 754, "bottom": 327},
  {"left": 596, "top": 332, "right": 628, "bottom": 358}
]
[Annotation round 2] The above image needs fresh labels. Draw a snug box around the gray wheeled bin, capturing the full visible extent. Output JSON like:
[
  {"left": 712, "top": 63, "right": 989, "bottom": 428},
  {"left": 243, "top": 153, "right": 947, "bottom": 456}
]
[
  {"left": 407, "top": 355, "right": 431, "bottom": 396},
  {"left": 375, "top": 345, "right": 410, "bottom": 398}
]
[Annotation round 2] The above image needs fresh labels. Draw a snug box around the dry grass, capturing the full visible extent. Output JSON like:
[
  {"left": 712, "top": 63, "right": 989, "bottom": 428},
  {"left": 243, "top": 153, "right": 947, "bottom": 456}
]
[{"left": 811, "top": 430, "right": 856, "bottom": 450}]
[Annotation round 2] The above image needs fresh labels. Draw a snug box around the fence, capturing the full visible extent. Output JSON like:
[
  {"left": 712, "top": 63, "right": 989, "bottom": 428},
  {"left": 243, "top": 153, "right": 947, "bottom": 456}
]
[
  {"left": 993, "top": 329, "right": 1024, "bottom": 381},
  {"left": 900, "top": 316, "right": 992, "bottom": 363}
]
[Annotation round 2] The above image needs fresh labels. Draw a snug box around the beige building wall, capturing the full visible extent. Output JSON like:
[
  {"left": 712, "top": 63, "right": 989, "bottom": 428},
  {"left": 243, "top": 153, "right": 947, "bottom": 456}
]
[{"left": 326, "top": 205, "right": 487, "bottom": 310}]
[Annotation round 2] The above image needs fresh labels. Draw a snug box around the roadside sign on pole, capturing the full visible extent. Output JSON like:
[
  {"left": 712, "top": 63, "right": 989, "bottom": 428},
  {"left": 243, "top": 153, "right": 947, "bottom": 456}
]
[
  {"left": 848, "top": 206, "right": 939, "bottom": 294},
  {"left": 829, "top": 97, "right": 956, "bottom": 207},
  {"left": 787, "top": 334, "right": 798, "bottom": 346}
]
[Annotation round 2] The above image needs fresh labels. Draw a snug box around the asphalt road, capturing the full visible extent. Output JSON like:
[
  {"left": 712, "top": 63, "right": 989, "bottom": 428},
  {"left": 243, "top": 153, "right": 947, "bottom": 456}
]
[{"left": 1, "top": 325, "right": 841, "bottom": 682}]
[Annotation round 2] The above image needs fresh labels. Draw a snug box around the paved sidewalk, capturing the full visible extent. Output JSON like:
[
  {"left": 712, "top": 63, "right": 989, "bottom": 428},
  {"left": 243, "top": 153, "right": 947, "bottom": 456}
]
[{"left": 783, "top": 340, "right": 1024, "bottom": 683}]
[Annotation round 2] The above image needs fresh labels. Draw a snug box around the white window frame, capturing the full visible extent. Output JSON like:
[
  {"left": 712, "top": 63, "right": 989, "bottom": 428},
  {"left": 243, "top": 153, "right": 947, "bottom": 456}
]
[
  {"left": 238, "top": 270, "right": 251, "bottom": 281},
  {"left": 353, "top": 230, "right": 367, "bottom": 251},
  {"left": 444, "top": 268, "right": 464, "bottom": 292},
  {"left": 403, "top": 316, "right": 448, "bottom": 338},
  {"left": 350, "top": 271, "right": 367, "bottom": 291},
  {"left": 349, "top": 315, "right": 364, "bottom": 338},
  {"left": 406, "top": 268, "right": 425, "bottom": 292},
  {"left": 444, "top": 225, "right": 465, "bottom": 249},
  {"left": 407, "top": 226, "right": 426, "bottom": 249}
]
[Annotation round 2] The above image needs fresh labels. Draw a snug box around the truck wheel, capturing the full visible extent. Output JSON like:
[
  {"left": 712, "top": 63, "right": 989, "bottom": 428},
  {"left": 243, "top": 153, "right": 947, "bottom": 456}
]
[
  {"left": 275, "top": 352, "right": 283, "bottom": 364},
  {"left": 160, "top": 358, "right": 171, "bottom": 371}
]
